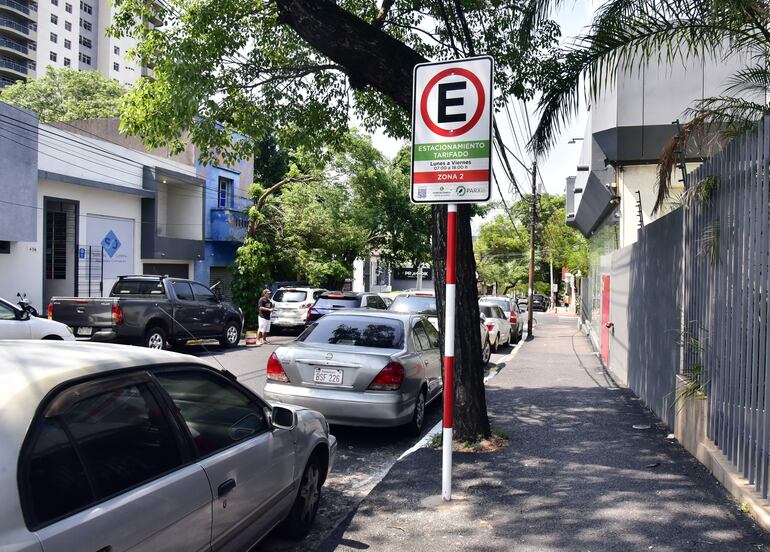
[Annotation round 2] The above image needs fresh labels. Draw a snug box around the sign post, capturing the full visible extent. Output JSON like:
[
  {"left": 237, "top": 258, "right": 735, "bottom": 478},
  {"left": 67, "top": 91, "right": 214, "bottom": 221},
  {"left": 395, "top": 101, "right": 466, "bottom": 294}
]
[{"left": 411, "top": 56, "right": 493, "bottom": 502}]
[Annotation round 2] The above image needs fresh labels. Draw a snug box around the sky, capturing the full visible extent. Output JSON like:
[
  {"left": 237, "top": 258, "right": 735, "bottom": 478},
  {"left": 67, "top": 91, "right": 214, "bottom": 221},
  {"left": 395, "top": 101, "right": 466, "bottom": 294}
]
[{"left": 370, "top": 1, "right": 596, "bottom": 204}]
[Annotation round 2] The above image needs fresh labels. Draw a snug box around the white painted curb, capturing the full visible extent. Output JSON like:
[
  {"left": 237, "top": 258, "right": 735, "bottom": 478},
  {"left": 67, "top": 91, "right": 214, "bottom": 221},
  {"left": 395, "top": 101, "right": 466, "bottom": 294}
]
[{"left": 398, "top": 334, "right": 527, "bottom": 461}]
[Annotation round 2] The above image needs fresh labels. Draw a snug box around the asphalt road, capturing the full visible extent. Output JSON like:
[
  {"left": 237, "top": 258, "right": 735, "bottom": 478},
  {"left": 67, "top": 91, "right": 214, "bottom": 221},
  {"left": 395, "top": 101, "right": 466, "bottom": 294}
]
[{"left": 183, "top": 328, "right": 518, "bottom": 552}]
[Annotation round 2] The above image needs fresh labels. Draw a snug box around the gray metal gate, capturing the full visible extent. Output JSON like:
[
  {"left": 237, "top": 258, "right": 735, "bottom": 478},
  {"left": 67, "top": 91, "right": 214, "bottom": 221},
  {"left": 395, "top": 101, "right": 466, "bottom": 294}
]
[{"left": 76, "top": 245, "right": 104, "bottom": 297}]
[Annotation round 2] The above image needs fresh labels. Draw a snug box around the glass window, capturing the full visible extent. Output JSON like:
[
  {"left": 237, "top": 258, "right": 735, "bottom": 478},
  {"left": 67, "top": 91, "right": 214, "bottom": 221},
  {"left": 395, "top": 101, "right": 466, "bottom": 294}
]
[
  {"left": 423, "top": 319, "right": 439, "bottom": 346},
  {"left": 64, "top": 38, "right": 70, "bottom": 49},
  {"left": 65, "top": 2, "right": 72, "bottom": 12},
  {"left": 25, "top": 418, "right": 92, "bottom": 526},
  {"left": 0, "top": 300, "right": 17, "bottom": 320},
  {"left": 314, "top": 296, "right": 359, "bottom": 309},
  {"left": 62, "top": 384, "right": 183, "bottom": 501},
  {"left": 300, "top": 315, "right": 405, "bottom": 349},
  {"left": 389, "top": 295, "right": 436, "bottom": 316},
  {"left": 49, "top": 51, "right": 57, "bottom": 62},
  {"left": 171, "top": 281, "right": 194, "bottom": 301},
  {"left": 272, "top": 290, "right": 307, "bottom": 303},
  {"left": 63, "top": 57, "right": 70, "bottom": 66},
  {"left": 113, "top": 45, "right": 120, "bottom": 55},
  {"left": 64, "top": 20, "right": 71, "bottom": 31},
  {"left": 480, "top": 305, "right": 498, "bottom": 319},
  {"left": 191, "top": 282, "right": 217, "bottom": 304},
  {"left": 113, "top": 62, "right": 119, "bottom": 71},
  {"left": 51, "top": 0, "right": 58, "bottom": 5},
  {"left": 218, "top": 177, "right": 233, "bottom": 209},
  {"left": 50, "top": 32, "right": 57, "bottom": 43},
  {"left": 50, "top": 13, "right": 58, "bottom": 24},
  {"left": 111, "top": 279, "right": 165, "bottom": 296},
  {"left": 155, "top": 370, "right": 268, "bottom": 457},
  {"left": 412, "top": 322, "right": 430, "bottom": 351}
]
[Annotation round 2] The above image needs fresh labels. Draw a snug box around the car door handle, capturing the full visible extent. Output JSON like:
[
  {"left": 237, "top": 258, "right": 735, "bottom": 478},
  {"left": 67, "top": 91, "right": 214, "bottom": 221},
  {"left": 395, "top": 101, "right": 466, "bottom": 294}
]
[{"left": 218, "top": 478, "right": 236, "bottom": 498}]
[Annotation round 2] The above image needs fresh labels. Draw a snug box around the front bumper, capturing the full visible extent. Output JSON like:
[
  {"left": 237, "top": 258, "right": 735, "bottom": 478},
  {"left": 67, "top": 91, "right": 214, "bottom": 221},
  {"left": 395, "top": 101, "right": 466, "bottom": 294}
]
[{"left": 264, "top": 383, "right": 414, "bottom": 427}]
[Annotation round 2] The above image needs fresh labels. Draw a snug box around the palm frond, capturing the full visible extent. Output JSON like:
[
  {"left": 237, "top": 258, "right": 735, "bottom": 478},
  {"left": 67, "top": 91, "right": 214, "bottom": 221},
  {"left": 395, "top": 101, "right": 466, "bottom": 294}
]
[{"left": 724, "top": 65, "right": 770, "bottom": 101}]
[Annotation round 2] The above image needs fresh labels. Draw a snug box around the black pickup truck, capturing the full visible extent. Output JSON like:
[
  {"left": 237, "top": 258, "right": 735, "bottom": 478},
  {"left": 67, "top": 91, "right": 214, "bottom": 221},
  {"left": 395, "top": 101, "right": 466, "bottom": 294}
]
[{"left": 49, "top": 275, "right": 244, "bottom": 349}]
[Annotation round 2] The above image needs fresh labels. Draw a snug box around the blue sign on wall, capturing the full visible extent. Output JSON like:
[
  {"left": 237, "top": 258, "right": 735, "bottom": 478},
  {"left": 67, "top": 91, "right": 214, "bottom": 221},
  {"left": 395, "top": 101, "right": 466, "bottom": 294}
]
[
  {"left": 78, "top": 247, "right": 86, "bottom": 259},
  {"left": 101, "top": 230, "right": 122, "bottom": 258}
]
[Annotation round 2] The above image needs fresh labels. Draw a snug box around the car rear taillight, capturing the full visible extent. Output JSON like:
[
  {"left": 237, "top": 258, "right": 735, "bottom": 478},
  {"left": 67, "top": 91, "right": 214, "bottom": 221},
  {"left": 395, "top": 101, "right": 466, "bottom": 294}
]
[
  {"left": 301, "top": 302, "right": 313, "bottom": 308},
  {"left": 111, "top": 304, "right": 124, "bottom": 325},
  {"left": 267, "top": 353, "right": 289, "bottom": 383},
  {"left": 47, "top": 303, "right": 53, "bottom": 320},
  {"left": 368, "top": 362, "right": 405, "bottom": 391},
  {"left": 308, "top": 307, "right": 319, "bottom": 317},
  {"left": 509, "top": 312, "right": 517, "bottom": 324},
  {"left": 486, "top": 323, "right": 495, "bottom": 332}
]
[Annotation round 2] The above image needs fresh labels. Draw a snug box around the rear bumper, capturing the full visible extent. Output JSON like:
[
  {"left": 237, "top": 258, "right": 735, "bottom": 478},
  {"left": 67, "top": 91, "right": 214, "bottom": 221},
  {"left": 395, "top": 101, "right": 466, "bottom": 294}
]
[{"left": 264, "top": 383, "right": 414, "bottom": 427}]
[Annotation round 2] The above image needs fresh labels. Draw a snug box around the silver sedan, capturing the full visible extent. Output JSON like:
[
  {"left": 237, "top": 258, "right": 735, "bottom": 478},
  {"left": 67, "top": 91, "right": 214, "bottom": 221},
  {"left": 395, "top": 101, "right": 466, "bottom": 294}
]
[
  {"left": 264, "top": 311, "right": 442, "bottom": 436},
  {"left": 0, "top": 341, "right": 336, "bottom": 552}
]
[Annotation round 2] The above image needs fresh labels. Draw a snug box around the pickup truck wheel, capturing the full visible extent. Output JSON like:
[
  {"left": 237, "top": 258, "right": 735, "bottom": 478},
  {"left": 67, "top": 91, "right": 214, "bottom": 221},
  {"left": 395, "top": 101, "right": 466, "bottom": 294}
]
[
  {"left": 144, "top": 326, "right": 167, "bottom": 350},
  {"left": 219, "top": 320, "right": 241, "bottom": 348}
]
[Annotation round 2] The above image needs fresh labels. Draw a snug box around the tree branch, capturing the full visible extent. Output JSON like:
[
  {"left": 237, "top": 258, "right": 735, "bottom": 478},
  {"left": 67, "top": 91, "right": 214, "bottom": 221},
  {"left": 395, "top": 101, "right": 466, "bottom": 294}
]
[{"left": 373, "top": 0, "right": 396, "bottom": 29}]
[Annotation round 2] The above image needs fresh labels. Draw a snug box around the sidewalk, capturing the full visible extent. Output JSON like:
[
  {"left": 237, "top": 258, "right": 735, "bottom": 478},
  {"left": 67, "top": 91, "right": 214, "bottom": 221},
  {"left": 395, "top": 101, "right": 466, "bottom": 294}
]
[{"left": 318, "top": 314, "right": 770, "bottom": 551}]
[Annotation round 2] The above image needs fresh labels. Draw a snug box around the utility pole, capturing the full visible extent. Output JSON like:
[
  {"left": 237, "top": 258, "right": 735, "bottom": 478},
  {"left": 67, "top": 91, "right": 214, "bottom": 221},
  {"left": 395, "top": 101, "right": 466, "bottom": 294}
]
[
  {"left": 549, "top": 259, "right": 555, "bottom": 312},
  {"left": 527, "top": 159, "right": 537, "bottom": 337}
]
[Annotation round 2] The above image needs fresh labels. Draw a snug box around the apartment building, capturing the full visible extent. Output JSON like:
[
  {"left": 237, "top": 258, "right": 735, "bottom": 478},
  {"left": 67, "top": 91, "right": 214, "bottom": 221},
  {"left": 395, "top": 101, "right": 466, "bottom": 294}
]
[{"left": 0, "top": 0, "right": 148, "bottom": 89}]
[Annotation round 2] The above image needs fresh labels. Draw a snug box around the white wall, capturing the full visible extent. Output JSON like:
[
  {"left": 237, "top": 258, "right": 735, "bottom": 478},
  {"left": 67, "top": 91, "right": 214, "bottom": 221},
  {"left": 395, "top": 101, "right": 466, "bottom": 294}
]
[{"left": 0, "top": 240, "right": 43, "bottom": 310}]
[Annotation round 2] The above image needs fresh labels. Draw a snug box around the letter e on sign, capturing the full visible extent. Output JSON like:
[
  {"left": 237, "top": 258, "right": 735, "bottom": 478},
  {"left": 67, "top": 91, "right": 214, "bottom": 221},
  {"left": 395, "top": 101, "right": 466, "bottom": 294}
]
[{"left": 411, "top": 56, "right": 493, "bottom": 204}]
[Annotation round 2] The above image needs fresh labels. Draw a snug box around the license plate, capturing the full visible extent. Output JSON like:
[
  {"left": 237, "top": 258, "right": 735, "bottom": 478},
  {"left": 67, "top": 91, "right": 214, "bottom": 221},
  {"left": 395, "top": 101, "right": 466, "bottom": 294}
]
[
  {"left": 77, "top": 327, "right": 93, "bottom": 336},
  {"left": 313, "top": 368, "right": 343, "bottom": 385}
]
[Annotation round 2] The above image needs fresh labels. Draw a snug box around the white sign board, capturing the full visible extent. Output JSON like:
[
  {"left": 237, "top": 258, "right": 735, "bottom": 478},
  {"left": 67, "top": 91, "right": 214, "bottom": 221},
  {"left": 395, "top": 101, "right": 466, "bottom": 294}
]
[
  {"left": 411, "top": 56, "right": 494, "bottom": 204},
  {"left": 85, "top": 214, "right": 135, "bottom": 280}
]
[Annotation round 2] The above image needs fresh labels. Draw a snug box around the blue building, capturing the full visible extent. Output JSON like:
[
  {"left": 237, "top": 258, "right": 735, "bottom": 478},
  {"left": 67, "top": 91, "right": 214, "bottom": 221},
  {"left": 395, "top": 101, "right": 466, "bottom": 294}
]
[{"left": 193, "top": 157, "right": 253, "bottom": 300}]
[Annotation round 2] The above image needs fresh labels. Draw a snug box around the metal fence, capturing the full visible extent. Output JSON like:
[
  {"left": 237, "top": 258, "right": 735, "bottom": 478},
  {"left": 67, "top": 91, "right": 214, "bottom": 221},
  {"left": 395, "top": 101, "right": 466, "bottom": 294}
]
[
  {"left": 76, "top": 245, "right": 104, "bottom": 297},
  {"left": 684, "top": 116, "right": 770, "bottom": 500}
]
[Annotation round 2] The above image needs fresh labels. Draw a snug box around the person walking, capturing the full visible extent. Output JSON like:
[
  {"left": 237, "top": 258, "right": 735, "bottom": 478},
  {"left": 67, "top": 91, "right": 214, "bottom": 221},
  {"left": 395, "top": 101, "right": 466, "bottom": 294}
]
[{"left": 257, "top": 289, "right": 274, "bottom": 345}]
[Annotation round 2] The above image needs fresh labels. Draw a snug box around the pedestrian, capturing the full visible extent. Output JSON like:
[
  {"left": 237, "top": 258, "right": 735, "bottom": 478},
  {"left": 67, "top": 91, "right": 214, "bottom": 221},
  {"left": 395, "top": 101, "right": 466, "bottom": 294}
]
[{"left": 257, "top": 289, "right": 274, "bottom": 345}]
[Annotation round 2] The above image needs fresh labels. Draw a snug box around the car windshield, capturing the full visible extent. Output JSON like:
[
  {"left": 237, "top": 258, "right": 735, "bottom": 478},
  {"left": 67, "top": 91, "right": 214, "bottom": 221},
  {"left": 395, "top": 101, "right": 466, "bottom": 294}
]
[
  {"left": 315, "top": 296, "right": 359, "bottom": 308},
  {"left": 389, "top": 295, "right": 437, "bottom": 316},
  {"left": 273, "top": 290, "right": 308, "bottom": 303},
  {"left": 111, "top": 279, "right": 166, "bottom": 296},
  {"left": 300, "top": 316, "right": 405, "bottom": 349},
  {"left": 482, "top": 298, "right": 509, "bottom": 311},
  {"left": 479, "top": 305, "right": 499, "bottom": 318}
]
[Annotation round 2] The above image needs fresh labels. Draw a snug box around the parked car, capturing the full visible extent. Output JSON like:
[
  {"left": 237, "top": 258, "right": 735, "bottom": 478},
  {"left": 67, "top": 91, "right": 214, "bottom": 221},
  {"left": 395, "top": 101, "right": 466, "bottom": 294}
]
[
  {"left": 306, "top": 291, "right": 388, "bottom": 324},
  {"left": 379, "top": 294, "right": 394, "bottom": 308},
  {"left": 264, "top": 311, "right": 440, "bottom": 435},
  {"left": 0, "top": 297, "right": 75, "bottom": 341},
  {"left": 479, "top": 302, "right": 512, "bottom": 352},
  {"left": 0, "top": 341, "right": 336, "bottom": 551},
  {"left": 271, "top": 287, "right": 327, "bottom": 332},
  {"left": 389, "top": 291, "right": 492, "bottom": 365},
  {"left": 517, "top": 294, "right": 547, "bottom": 312},
  {"left": 480, "top": 296, "right": 524, "bottom": 344},
  {"left": 48, "top": 275, "right": 244, "bottom": 350}
]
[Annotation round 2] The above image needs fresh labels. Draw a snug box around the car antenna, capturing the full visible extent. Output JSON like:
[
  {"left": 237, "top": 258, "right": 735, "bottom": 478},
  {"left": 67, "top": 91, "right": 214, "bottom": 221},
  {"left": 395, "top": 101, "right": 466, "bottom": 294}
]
[{"left": 155, "top": 305, "right": 231, "bottom": 374}]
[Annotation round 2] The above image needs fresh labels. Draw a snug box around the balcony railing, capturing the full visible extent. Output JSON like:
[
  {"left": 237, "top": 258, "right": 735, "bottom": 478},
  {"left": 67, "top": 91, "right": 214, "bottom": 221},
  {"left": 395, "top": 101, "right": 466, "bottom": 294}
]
[
  {"left": 0, "top": 56, "right": 27, "bottom": 74},
  {"left": 210, "top": 208, "right": 248, "bottom": 242},
  {"left": 0, "top": 16, "right": 28, "bottom": 34},
  {"left": 0, "top": 36, "right": 27, "bottom": 54},
  {"left": 0, "top": 0, "right": 30, "bottom": 15}
]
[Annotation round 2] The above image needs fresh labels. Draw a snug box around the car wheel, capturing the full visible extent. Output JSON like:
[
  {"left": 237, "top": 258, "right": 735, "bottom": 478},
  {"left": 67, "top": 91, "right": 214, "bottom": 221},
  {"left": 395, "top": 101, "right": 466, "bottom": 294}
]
[
  {"left": 282, "top": 455, "right": 323, "bottom": 539},
  {"left": 219, "top": 320, "right": 241, "bottom": 348},
  {"left": 405, "top": 389, "right": 427, "bottom": 437},
  {"left": 144, "top": 326, "right": 167, "bottom": 350},
  {"left": 481, "top": 337, "right": 492, "bottom": 365}
]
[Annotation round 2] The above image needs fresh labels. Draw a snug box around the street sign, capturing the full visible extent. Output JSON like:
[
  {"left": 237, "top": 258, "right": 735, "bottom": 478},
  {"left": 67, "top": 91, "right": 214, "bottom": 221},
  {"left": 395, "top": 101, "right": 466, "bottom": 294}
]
[{"left": 411, "top": 56, "right": 494, "bottom": 204}]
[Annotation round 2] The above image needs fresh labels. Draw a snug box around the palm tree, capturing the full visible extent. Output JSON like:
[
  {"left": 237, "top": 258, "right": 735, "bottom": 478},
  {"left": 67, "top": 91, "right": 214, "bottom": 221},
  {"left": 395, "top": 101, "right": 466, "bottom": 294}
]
[{"left": 520, "top": 0, "right": 770, "bottom": 210}]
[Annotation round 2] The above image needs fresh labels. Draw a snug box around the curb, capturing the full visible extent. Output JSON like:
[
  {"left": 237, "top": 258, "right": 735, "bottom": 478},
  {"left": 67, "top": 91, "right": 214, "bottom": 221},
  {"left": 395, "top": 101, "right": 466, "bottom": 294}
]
[{"left": 397, "top": 334, "right": 527, "bottom": 461}]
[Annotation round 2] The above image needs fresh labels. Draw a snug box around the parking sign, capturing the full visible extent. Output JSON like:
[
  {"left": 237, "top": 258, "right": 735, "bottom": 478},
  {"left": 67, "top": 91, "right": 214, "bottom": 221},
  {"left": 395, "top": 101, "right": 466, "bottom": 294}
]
[{"left": 411, "top": 56, "right": 494, "bottom": 204}]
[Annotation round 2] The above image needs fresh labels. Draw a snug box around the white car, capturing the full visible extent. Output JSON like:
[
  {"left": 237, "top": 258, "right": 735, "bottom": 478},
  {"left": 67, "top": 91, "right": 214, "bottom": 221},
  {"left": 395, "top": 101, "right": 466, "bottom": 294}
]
[
  {"left": 271, "top": 287, "right": 327, "bottom": 331},
  {"left": 0, "top": 297, "right": 74, "bottom": 340},
  {"left": 479, "top": 302, "right": 512, "bottom": 352}
]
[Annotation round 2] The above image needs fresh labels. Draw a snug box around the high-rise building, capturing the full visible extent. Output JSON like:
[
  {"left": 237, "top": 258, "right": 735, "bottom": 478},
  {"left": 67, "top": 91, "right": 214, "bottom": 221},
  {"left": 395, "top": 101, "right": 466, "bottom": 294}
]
[{"left": 0, "top": 0, "right": 150, "bottom": 89}]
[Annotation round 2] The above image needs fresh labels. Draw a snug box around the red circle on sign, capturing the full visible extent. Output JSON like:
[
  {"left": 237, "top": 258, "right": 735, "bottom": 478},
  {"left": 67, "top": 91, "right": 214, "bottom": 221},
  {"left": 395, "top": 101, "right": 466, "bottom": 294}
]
[{"left": 420, "top": 67, "right": 486, "bottom": 137}]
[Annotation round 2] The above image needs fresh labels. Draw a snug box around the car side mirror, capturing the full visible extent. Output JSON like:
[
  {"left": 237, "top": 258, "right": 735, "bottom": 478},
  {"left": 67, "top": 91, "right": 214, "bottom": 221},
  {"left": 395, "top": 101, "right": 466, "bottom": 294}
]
[
  {"left": 19, "top": 310, "right": 30, "bottom": 321},
  {"left": 271, "top": 405, "right": 297, "bottom": 430}
]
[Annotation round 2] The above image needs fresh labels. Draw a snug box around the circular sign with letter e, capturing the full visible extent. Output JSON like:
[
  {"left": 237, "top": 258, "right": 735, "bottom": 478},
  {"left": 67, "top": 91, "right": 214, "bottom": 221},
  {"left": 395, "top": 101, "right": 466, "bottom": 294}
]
[{"left": 411, "top": 56, "right": 494, "bottom": 204}]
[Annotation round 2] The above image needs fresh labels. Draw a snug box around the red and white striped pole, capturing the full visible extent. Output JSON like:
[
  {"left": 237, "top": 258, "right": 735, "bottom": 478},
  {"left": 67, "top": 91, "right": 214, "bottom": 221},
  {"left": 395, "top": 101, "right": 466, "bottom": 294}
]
[{"left": 442, "top": 203, "right": 457, "bottom": 501}]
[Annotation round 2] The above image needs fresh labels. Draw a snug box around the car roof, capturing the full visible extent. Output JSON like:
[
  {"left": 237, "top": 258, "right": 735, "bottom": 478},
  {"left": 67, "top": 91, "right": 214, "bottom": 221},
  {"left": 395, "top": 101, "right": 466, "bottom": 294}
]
[
  {"left": 0, "top": 341, "right": 215, "bottom": 535},
  {"left": 394, "top": 291, "right": 436, "bottom": 298},
  {"left": 319, "top": 291, "right": 364, "bottom": 298},
  {"left": 311, "top": 310, "right": 417, "bottom": 322},
  {"left": 275, "top": 287, "right": 324, "bottom": 292}
]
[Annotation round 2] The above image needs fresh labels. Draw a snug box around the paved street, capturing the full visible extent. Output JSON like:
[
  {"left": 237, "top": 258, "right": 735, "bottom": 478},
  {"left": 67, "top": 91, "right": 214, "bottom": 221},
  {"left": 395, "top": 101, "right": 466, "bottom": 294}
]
[{"left": 181, "top": 329, "right": 517, "bottom": 551}]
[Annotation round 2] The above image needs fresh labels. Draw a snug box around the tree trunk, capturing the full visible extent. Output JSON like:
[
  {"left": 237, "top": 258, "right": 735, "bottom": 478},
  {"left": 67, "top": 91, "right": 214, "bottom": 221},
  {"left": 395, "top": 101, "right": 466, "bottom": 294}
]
[{"left": 274, "top": 0, "right": 490, "bottom": 440}]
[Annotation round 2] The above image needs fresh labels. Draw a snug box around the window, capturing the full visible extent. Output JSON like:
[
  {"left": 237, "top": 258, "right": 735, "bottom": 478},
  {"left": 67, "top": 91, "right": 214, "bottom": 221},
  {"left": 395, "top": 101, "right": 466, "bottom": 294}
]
[
  {"left": 412, "top": 321, "right": 431, "bottom": 351},
  {"left": 111, "top": 279, "right": 165, "bottom": 296},
  {"left": 79, "top": 35, "right": 91, "bottom": 48},
  {"left": 49, "top": 32, "right": 57, "bottom": 43},
  {"left": 272, "top": 290, "right": 307, "bottom": 303},
  {"left": 171, "top": 281, "right": 194, "bottom": 301},
  {"left": 50, "top": 13, "right": 57, "bottom": 24},
  {"left": 390, "top": 295, "right": 437, "bottom": 316},
  {"left": 366, "top": 295, "right": 387, "bottom": 309},
  {"left": 51, "top": 0, "right": 58, "bottom": 5},
  {"left": 64, "top": 38, "right": 70, "bottom": 49},
  {"left": 113, "top": 62, "right": 119, "bottom": 71},
  {"left": 25, "top": 418, "right": 93, "bottom": 526},
  {"left": 300, "top": 316, "right": 405, "bottom": 349},
  {"left": 80, "top": 0, "right": 92, "bottom": 13},
  {"left": 49, "top": 51, "right": 57, "bottom": 61},
  {"left": 155, "top": 370, "right": 268, "bottom": 456},
  {"left": 217, "top": 176, "right": 233, "bottom": 209},
  {"left": 79, "top": 18, "right": 91, "bottom": 31},
  {"left": 78, "top": 52, "right": 91, "bottom": 65},
  {"left": 64, "top": 20, "right": 71, "bottom": 31},
  {"left": 28, "top": 41, "right": 36, "bottom": 51},
  {"left": 113, "top": 45, "right": 119, "bottom": 55},
  {"left": 423, "top": 319, "right": 439, "bottom": 346},
  {"left": 63, "top": 57, "right": 70, "bottom": 67},
  {"left": 191, "top": 282, "right": 218, "bottom": 304},
  {"left": 65, "top": 2, "right": 72, "bottom": 12},
  {"left": 0, "top": 301, "right": 17, "bottom": 320},
  {"left": 23, "top": 382, "right": 184, "bottom": 527}
]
